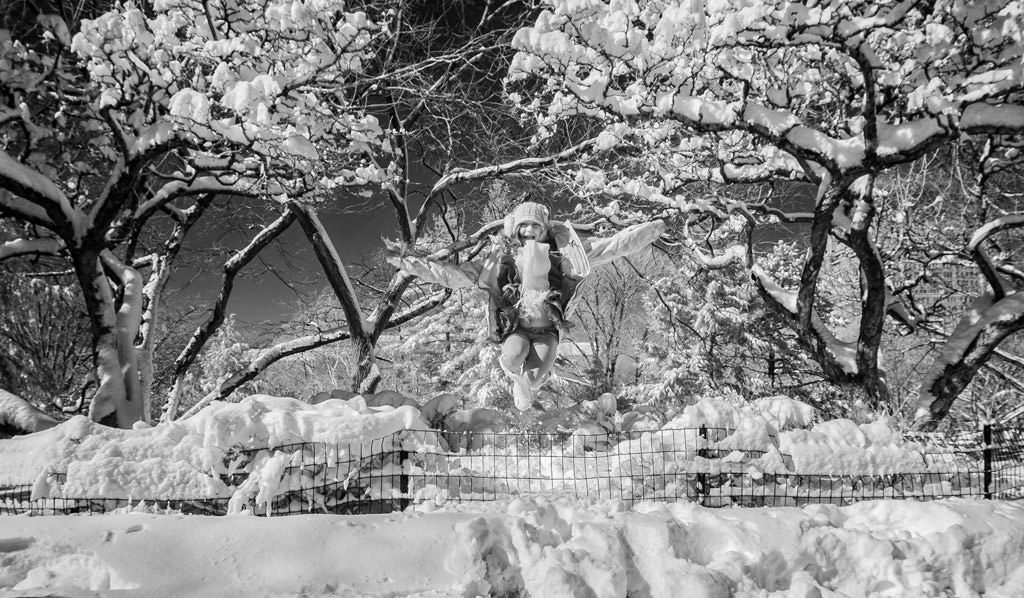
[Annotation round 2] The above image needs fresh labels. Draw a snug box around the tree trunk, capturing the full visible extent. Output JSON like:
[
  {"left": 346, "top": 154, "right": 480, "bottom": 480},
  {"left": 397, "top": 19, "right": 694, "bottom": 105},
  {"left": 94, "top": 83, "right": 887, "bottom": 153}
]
[
  {"left": 140, "top": 254, "right": 171, "bottom": 425},
  {"left": 353, "top": 273, "right": 416, "bottom": 392},
  {"left": 294, "top": 200, "right": 421, "bottom": 395},
  {"left": 112, "top": 259, "right": 145, "bottom": 423},
  {"left": 72, "top": 249, "right": 139, "bottom": 427},
  {"left": 755, "top": 177, "right": 891, "bottom": 408},
  {"left": 0, "top": 354, "right": 17, "bottom": 394},
  {"left": 796, "top": 183, "right": 838, "bottom": 331},
  {"left": 846, "top": 189, "right": 889, "bottom": 408},
  {"left": 353, "top": 335, "right": 381, "bottom": 393}
]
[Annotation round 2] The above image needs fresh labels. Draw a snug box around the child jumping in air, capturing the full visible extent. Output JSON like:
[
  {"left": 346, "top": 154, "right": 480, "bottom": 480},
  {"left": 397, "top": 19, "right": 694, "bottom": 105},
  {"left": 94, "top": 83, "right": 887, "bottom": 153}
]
[{"left": 390, "top": 201, "right": 664, "bottom": 410}]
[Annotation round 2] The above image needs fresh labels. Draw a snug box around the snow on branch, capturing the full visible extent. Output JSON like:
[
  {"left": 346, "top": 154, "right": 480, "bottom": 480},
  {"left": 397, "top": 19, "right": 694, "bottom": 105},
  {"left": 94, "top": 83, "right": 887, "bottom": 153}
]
[
  {"left": 134, "top": 176, "right": 263, "bottom": 221},
  {"left": 0, "top": 389, "right": 57, "bottom": 435},
  {"left": 0, "top": 166, "right": 72, "bottom": 231},
  {"left": 0, "top": 192, "right": 53, "bottom": 228},
  {"left": 751, "top": 266, "right": 858, "bottom": 377},
  {"left": 0, "top": 237, "right": 63, "bottom": 261},
  {"left": 508, "top": 0, "right": 1024, "bottom": 184},
  {"left": 0, "top": 151, "right": 76, "bottom": 220},
  {"left": 690, "top": 244, "right": 749, "bottom": 269},
  {"left": 915, "top": 292, "right": 1024, "bottom": 427},
  {"left": 968, "top": 215, "right": 1024, "bottom": 251},
  {"left": 63, "top": 0, "right": 388, "bottom": 227},
  {"left": 745, "top": 204, "right": 813, "bottom": 224},
  {"left": 424, "top": 137, "right": 599, "bottom": 206},
  {"left": 960, "top": 104, "right": 1024, "bottom": 135}
]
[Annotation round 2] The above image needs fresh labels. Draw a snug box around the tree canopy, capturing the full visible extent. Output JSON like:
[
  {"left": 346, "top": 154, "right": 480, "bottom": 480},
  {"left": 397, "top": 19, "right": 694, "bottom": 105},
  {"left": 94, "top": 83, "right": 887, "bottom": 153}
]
[
  {"left": 505, "top": 0, "right": 1024, "bottom": 426},
  {"left": 3, "top": 0, "right": 1024, "bottom": 429}
]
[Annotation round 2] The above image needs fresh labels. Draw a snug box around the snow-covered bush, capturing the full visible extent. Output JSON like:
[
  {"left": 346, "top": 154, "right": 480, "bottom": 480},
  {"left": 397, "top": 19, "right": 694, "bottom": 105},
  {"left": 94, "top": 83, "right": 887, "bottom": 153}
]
[{"left": 624, "top": 240, "right": 852, "bottom": 417}]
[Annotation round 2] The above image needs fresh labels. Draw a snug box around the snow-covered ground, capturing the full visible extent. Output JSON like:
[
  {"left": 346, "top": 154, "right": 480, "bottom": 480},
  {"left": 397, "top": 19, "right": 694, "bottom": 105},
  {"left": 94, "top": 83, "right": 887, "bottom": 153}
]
[
  {"left": 2, "top": 394, "right": 1023, "bottom": 597},
  {"left": 2, "top": 496, "right": 1024, "bottom": 597}
]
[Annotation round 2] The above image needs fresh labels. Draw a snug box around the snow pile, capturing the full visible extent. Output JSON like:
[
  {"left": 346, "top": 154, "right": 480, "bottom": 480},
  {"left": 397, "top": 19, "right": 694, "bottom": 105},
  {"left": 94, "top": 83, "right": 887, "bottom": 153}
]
[
  {"left": 2, "top": 496, "right": 1024, "bottom": 597},
  {"left": 659, "top": 396, "right": 926, "bottom": 474},
  {"left": 448, "top": 496, "right": 1024, "bottom": 598},
  {"left": 665, "top": 395, "right": 814, "bottom": 431},
  {"left": 0, "top": 393, "right": 996, "bottom": 514},
  {"left": 405, "top": 396, "right": 948, "bottom": 508},
  {"left": 780, "top": 417, "right": 926, "bottom": 474},
  {"left": 662, "top": 396, "right": 783, "bottom": 453},
  {"left": 0, "top": 395, "right": 428, "bottom": 503}
]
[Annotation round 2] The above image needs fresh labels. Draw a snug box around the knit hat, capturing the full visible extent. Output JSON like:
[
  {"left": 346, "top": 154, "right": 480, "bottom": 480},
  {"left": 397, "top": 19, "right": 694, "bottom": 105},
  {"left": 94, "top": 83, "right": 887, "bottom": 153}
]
[{"left": 510, "top": 201, "right": 549, "bottom": 231}]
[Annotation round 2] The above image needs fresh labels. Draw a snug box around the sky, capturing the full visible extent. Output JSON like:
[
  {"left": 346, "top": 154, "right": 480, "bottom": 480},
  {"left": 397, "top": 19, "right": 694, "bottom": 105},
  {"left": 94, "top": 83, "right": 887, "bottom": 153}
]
[
  {"left": 171, "top": 194, "right": 402, "bottom": 325},
  {"left": 167, "top": 155, "right": 494, "bottom": 326},
  {"left": 1, "top": 393, "right": 1023, "bottom": 596}
]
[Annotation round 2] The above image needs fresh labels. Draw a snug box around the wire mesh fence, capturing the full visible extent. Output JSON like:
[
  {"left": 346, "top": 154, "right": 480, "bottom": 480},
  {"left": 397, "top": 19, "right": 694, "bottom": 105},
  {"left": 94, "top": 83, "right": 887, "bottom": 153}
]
[
  {"left": 2, "top": 421, "right": 1022, "bottom": 516},
  {"left": 0, "top": 486, "right": 231, "bottom": 516}
]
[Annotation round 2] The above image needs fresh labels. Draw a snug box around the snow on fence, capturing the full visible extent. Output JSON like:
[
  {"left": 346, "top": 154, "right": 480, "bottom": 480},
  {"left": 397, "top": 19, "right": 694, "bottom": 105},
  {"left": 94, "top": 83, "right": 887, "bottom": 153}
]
[{"left": 1, "top": 423, "right": 1022, "bottom": 516}]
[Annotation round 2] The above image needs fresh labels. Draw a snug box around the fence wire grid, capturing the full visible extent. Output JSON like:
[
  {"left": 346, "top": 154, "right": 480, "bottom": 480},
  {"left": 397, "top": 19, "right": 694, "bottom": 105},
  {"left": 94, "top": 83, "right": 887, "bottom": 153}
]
[{"left": 2, "top": 422, "right": 1022, "bottom": 516}]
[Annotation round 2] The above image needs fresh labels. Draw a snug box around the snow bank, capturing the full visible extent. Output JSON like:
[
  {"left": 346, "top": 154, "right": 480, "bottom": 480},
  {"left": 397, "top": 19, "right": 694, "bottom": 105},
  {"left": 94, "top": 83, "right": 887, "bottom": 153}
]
[
  {"left": 0, "top": 395, "right": 428, "bottom": 502},
  {"left": 780, "top": 417, "right": 926, "bottom": 474},
  {"left": 395, "top": 396, "right": 974, "bottom": 508},
  {"left": 659, "top": 396, "right": 925, "bottom": 474},
  {"left": 0, "top": 393, "right": 1005, "bottom": 513},
  {"left": 446, "top": 497, "right": 1024, "bottom": 598},
  {"left": 2, "top": 497, "right": 1023, "bottom": 597}
]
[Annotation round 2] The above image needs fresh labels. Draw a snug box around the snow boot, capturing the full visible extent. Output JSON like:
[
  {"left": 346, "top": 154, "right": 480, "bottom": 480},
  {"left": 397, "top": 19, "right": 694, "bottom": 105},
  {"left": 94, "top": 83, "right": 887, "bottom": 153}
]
[{"left": 511, "top": 375, "right": 534, "bottom": 411}]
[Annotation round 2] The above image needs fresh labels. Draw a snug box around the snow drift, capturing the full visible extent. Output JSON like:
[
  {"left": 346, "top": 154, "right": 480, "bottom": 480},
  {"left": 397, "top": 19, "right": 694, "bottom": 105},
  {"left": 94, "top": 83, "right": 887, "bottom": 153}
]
[{"left": 1, "top": 496, "right": 1023, "bottom": 597}]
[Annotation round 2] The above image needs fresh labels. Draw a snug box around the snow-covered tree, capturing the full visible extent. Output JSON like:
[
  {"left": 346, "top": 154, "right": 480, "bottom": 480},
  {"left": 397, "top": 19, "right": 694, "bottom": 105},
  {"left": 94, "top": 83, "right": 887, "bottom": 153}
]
[
  {"left": 1, "top": 0, "right": 386, "bottom": 426},
  {"left": 183, "top": 1, "right": 621, "bottom": 413},
  {"left": 629, "top": 231, "right": 834, "bottom": 409},
  {"left": 865, "top": 142, "right": 1024, "bottom": 421},
  {"left": 381, "top": 289, "right": 497, "bottom": 399},
  {"left": 506, "top": 0, "right": 1024, "bottom": 424},
  {"left": 372, "top": 183, "right": 518, "bottom": 404}
]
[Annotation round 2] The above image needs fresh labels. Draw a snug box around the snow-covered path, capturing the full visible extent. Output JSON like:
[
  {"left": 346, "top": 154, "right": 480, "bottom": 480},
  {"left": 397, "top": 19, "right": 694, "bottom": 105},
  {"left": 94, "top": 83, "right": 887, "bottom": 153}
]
[{"left": 3, "top": 497, "right": 1024, "bottom": 598}]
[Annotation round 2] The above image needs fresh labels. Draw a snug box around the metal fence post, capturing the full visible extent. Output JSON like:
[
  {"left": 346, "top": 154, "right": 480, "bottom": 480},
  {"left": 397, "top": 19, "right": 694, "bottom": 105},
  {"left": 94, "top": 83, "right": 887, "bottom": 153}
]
[
  {"left": 398, "top": 448, "right": 411, "bottom": 511},
  {"left": 983, "top": 423, "right": 993, "bottom": 500},
  {"left": 697, "top": 425, "right": 709, "bottom": 506}
]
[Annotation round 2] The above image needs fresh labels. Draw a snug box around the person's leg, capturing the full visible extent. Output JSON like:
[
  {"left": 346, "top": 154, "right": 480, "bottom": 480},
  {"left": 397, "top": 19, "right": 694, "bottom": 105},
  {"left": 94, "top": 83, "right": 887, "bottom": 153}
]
[
  {"left": 523, "top": 329, "right": 559, "bottom": 390},
  {"left": 500, "top": 331, "right": 534, "bottom": 410},
  {"left": 500, "top": 331, "right": 530, "bottom": 376}
]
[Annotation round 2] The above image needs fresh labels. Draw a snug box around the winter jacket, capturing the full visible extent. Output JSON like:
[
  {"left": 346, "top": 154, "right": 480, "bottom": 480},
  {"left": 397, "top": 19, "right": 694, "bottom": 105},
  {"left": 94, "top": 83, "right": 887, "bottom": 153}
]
[
  {"left": 489, "top": 243, "right": 572, "bottom": 340},
  {"left": 389, "top": 219, "right": 666, "bottom": 341}
]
